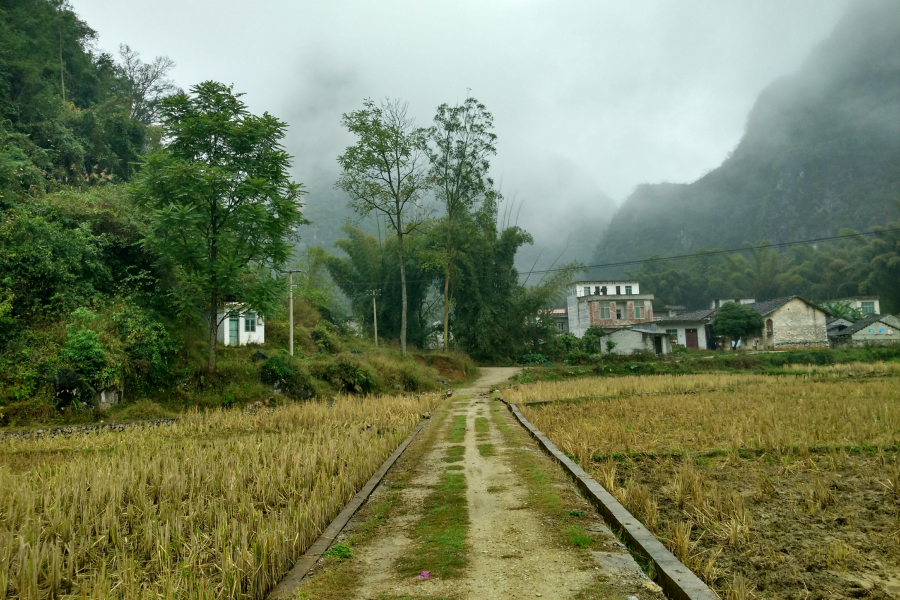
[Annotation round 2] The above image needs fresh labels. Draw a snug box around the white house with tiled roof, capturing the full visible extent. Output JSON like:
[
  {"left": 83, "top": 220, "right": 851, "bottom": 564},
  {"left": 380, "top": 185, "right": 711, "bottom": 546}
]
[{"left": 656, "top": 309, "right": 714, "bottom": 349}]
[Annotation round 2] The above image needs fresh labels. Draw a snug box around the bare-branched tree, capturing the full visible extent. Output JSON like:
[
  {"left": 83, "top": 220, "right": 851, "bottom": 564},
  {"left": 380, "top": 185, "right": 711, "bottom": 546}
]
[{"left": 117, "top": 44, "right": 180, "bottom": 125}]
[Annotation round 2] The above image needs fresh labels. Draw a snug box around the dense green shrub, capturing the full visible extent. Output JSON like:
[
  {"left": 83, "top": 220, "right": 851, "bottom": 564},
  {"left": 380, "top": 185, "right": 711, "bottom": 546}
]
[
  {"left": 580, "top": 326, "right": 607, "bottom": 354},
  {"left": 310, "top": 321, "right": 341, "bottom": 353},
  {"left": 521, "top": 353, "right": 546, "bottom": 366},
  {"left": 59, "top": 308, "right": 117, "bottom": 391},
  {"left": 259, "top": 354, "right": 314, "bottom": 400},
  {"left": 313, "top": 355, "right": 375, "bottom": 394},
  {"left": 113, "top": 304, "right": 178, "bottom": 392}
]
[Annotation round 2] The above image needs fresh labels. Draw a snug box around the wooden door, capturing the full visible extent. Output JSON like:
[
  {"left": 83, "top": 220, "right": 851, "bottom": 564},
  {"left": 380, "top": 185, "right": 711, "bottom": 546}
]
[
  {"left": 229, "top": 318, "right": 239, "bottom": 345},
  {"left": 685, "top": 328, "right": 699, "bottom": 349}
]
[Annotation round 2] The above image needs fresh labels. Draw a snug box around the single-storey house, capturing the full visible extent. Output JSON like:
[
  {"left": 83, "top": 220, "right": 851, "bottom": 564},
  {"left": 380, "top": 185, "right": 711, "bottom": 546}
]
[
  {"left": 566, "top": 280, "right": 655, "bottom": 337},
  {"left": 830, "top": 314, "right": 900, "bottom": 348},
  {"left": 602, "top": 327, "right": 672, "bottom": 356},
  {"left": 216, "top": 305, "right": 265, "bottom": 346},
  {"left": 656, "top": 309, "right": 714, "bottom": 349},
  {"left": 739, "top": 296, "right": 829, "bottom": 350}
]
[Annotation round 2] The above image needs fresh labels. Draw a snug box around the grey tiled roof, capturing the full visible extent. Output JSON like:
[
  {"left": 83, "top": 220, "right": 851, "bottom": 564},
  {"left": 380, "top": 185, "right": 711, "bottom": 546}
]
[
  {"left": 747, "top": 296, "right": 833, "bottom": 317},
  {"left": 658, "top": 309, "right": 714, "bottom": 322},
  {"left": 746, "top": 296, "right": 795, "bottom": 316},
  {"left": 848, "top": 313, "right": 889, "bottom": 334}
]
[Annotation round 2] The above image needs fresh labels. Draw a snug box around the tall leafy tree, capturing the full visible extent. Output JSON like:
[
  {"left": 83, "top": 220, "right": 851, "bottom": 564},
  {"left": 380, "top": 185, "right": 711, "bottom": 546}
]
[
  {"left": 133, "top": 81, "right": 306, "bottom": 377},
  {"left": 337, "top": 99, "right": 430, "bottom": 355},
  {"left": 423, "top": 96, "right": 498, "bottom": 351},
  {"left": 712, "top": 302, "right": 765, "bottom": 347},
  {"left": 452, "top": 197, "right": 578, "bottom": 361}
]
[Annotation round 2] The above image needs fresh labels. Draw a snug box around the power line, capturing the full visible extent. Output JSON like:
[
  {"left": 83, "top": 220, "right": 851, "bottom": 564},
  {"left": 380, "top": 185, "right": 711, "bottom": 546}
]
[{"left": 327, "top": 226, "right": 900, "bottom": 288}]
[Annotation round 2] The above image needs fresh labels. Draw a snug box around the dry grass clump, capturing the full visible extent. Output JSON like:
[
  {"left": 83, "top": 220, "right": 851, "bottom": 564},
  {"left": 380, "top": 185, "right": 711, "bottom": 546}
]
[
  {"left": 520, "top": 375, "right": 900, "bottom": 457},
  {"left": 0, "top": 394, "right": 438, "bottom": 599},
  {"left": 782, "top": 361, "right": 900, "bottom": 376}
]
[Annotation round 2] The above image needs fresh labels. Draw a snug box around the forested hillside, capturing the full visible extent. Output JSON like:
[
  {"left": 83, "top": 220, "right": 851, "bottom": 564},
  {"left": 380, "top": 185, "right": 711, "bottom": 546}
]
[
  {"left": 592, "top": 0, "right": 900, "bottom": 309},
  {"left": 0, "top": 0, "right": 581, "bottom": 427}
]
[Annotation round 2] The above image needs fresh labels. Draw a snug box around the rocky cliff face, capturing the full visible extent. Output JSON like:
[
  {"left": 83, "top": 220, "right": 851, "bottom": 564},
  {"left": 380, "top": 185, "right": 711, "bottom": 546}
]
[{"left": 592, "top": 0, "right": 900, "bottom": 272}]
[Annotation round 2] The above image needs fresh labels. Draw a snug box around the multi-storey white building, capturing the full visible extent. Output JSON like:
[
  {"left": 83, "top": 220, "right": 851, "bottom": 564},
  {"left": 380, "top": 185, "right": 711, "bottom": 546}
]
[{"left": 566, "top": 281, "right": 655, "bottom": 338}]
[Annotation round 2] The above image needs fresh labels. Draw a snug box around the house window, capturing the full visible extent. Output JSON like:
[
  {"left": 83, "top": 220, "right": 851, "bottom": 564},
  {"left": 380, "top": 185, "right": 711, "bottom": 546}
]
[
  {"left": 861, "top": 301, "right": 875, "bottom": 314},
  {"left": 599, "top": 302, "right": 610, "bottom": 320},
  {"left": 666, "top": 329, "right": 678, "bottom": 340},
  {"left": 615, "top": 285, "right": 621, "bottom": 295},
  {"left": 615, "top": 308, "right": 622, "bottom": 320},
  {"left": 245, "top": 313, "right": 257, "bottom": 332},
  {"left": 625, "top": 285, "right": 633, "bottom": 295},
  {"left": 557, "top": 322, "right": 564, "bottom": 331},
  {"left": 583, "top": 286, "right": 590, "bottom": 297},
  {"left": 634, "top": 300, "right": 644, "bottom": 319}
]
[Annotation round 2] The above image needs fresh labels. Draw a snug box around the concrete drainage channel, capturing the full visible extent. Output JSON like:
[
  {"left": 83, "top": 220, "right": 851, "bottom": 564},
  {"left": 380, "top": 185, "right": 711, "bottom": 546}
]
[{"left": 502, "top": 399, "right": 719, "bottom": 600}]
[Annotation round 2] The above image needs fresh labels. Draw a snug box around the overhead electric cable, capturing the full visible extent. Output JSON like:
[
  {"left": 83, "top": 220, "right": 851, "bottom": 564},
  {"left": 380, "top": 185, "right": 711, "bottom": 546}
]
[{"left": 324, "top": 226, "right": 900, "bottom": 288}]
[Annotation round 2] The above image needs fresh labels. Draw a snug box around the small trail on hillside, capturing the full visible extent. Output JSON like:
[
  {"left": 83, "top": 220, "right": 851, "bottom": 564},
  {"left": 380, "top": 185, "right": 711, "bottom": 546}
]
[{"left": 295, "top": 368, "right": 664, "bottom": 600}]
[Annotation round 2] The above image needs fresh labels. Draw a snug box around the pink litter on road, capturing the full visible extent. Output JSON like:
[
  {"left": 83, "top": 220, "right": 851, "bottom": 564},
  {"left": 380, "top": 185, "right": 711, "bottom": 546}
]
[{"left": 418, "top": 571, "right": 430, "bottom": 579}]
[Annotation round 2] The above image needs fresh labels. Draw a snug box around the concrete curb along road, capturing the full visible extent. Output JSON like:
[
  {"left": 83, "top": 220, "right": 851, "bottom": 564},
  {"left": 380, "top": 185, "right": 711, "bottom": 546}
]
[
  {"left": 267, "top": 417, "right": 430, "bottom": 599},
  {"left": 503, "top": 400, "right": 719, "bottom": 600}
]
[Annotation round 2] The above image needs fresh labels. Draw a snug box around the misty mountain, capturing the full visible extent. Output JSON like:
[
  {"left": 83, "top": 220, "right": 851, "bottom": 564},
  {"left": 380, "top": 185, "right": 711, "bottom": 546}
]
[{"left": 591, "top": 0, "right": 900, "bottom": 275}]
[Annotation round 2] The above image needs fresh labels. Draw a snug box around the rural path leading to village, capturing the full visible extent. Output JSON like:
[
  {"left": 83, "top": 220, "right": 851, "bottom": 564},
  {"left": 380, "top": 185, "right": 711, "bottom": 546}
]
[{"left": 293, "top": 368, "right": 664, "bottom": 600}]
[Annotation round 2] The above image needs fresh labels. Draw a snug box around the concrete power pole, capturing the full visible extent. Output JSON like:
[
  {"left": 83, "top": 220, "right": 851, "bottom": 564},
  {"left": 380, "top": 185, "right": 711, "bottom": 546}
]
[
  {"left": 369, "top": 289, "right": 380, "bottom": 347},
  {"left": 289, "top": 271, "right": 294, "bottom": 356}
]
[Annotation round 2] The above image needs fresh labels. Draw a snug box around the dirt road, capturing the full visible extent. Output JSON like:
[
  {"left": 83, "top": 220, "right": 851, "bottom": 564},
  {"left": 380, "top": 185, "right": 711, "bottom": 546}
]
[{"left": 294, "top": 368, "right": 664, "bottom": 600}]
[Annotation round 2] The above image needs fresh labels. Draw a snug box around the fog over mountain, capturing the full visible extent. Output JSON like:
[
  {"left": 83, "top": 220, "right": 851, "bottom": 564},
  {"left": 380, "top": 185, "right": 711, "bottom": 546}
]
[
  {"left": 592, "top": 0, "right": 900, "bottom": 277},
  {"left": 71, "top": 0, "right": 850, "bottom": 270}
]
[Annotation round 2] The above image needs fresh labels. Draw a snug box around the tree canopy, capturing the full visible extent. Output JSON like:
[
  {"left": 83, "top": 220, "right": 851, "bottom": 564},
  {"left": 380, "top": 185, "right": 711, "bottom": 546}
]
[
  {"left": 337, "top": 98, "right": 430, "bottom": 355},
  {"left": 133, "top": 81, "right": 306, "bottom": 376},
  {"left": 713, "top": 302, "right": 765, "bottom": 341}
]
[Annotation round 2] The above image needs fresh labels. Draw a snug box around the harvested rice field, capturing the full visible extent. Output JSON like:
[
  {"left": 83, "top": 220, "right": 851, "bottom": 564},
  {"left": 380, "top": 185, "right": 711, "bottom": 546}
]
[
  {"left": 0, "top": 394, "right": 438, "bottom": 599},
  {"left": 512, "top": 368, "right": 900, "bottom": 599}
]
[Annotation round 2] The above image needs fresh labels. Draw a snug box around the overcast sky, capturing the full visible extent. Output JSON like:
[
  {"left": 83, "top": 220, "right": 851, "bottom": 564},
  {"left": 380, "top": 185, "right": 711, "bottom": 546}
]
[{"left": 73, "top": 0, "right": 850, "bottom": 244}]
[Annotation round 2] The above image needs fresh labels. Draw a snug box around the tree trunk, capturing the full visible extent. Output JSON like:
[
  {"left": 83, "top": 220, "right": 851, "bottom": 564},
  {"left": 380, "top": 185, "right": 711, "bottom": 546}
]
[
  {"left": 207, "top": 292, "right": 218, "bottom": 379},
  {"left": 442, "top": 223, "right": 451, "bottom": 352},
  {"left": 397, "top": 228, "right": 408, "bottom": 356}
]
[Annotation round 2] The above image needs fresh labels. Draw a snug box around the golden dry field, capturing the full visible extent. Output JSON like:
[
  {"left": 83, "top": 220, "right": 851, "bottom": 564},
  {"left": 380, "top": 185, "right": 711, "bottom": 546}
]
[
  {"left": 0, "top": 394, "right": 438, "bottom": 599},
  {"left": 515, "top": 368, "right": 900, "bottom": 599}
]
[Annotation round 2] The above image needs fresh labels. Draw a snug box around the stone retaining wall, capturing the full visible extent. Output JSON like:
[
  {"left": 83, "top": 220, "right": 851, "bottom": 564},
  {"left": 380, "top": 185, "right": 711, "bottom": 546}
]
[{"left": 1, "top": 418, "right": 178, "bottom": 441}]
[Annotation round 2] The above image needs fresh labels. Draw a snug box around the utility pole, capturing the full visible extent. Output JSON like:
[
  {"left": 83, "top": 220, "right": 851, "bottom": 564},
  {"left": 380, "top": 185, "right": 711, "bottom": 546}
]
[
  {"left": 368, "top": 289, "right": 380, "bottom": 347},
  {"left": 288, "top": 270, "right": 295, "bottom": 356}
]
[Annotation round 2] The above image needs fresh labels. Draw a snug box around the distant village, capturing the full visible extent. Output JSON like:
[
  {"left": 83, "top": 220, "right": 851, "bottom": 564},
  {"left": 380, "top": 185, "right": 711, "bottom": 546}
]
[{"left": 546, "top": 281, "right": 900, "bottom": 355}]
